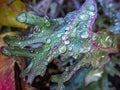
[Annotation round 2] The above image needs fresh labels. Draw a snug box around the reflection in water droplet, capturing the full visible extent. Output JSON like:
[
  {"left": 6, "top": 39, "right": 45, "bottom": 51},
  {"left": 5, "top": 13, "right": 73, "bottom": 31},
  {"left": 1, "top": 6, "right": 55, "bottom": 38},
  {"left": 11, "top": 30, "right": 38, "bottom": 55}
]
[
  {"left": 87, "top": 4, "right": 95, "bottom": 12},
  {"left": 64, "top": 40, "right": 70, "bottom": 45},
  {"left": 68, "top": 46, "right": 73, "bottom": 51},
  {"left": 65, "top": 27, "right": 70, "bottom": 31},
  {"left": 62, "top": 35, "right": 66, "bottom": 40},
  {"left": 2, "top": 47, "right": 11, "bottom": 56},
  {"left": 79, "top": 14, "right": 89, "bottom": 21},
  {"left": 79, "top": 41, "right": 91, "bottom": 53},
  {"left": 69, "top": 52, "right": 74, "bottom": 56},
  {"left": 35, "top": 52, "right": 39, "bottom": 54},
  {"left": 18, "top": 42, "right": 21, "bottom": 45},
  {"left": 44, "top": 45, "right": 51, "bottom": 51},
  {"left": 81, "top": 32, "right": 89, "bottom": 38},
  {"left": 65, "top": 30, "right": 70, "bottom": 35},
  {"left": 17, "top": 13, "right": 26, "bottom": 22},
  {"left": 88, "top": 11, "right": 94, "bottom": 16},
  {"left": 57, "top": 33, "right": 62, "bottom": 37},
  {"left": 59, "top": 45, "right": 67, "bottom": 54},
  {"left": 79, "top": 46, "right": 91, "bottom": 53},
  {"left": 46, "top": 39, "right": 51, "bottom": 44}
]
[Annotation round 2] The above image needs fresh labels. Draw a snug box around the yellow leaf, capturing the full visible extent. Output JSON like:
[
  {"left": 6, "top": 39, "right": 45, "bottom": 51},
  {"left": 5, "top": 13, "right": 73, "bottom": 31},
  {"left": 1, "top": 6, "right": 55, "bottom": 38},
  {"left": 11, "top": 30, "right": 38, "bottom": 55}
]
[
  {"left": 0, "top": 0, "right": 27, "bottom": 28},
  {"left": 0, "top": 32, "right": 18, "bottom": 47}
]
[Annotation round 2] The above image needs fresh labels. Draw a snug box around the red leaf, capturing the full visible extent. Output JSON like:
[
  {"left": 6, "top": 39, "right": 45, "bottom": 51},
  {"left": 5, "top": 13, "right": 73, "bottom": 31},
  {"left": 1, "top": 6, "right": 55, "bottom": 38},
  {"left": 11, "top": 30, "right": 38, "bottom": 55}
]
[{"left": 0, "top": 52, "right": 15, "bottom": 90}]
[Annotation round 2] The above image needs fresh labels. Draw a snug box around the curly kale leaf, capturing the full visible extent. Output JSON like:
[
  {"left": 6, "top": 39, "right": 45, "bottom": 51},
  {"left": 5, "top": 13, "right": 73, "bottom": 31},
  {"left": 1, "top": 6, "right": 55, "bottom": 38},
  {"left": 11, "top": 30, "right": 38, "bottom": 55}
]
[{"left": 2, "top": 0, "right": 97, "bottom": 84}]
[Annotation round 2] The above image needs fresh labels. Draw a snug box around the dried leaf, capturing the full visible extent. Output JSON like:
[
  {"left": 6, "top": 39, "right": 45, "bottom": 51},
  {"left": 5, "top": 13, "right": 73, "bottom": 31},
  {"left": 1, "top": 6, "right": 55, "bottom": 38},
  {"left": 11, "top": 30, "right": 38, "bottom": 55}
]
[{"left": 0, "top": 52, "right": 15, "bottom": 90}]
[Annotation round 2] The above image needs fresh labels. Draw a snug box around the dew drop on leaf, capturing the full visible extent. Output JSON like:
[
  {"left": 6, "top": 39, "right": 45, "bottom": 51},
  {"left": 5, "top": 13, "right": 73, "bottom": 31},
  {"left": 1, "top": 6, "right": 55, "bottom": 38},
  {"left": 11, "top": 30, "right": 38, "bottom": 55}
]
[
  {"left": 81, "top": 31, "right": 89, "bottom": 38},
  {"left": 57, "top": 33, "right": 62, "bottom": 37},
  {"left": 62, "top": 35, "right": 66, "bottom": 40},
  {"left": 46, "top": 38, "right": 51, "bottom": 44},
  {"left": 59, "top": 45, "right": 67, "bottom": 54},
  {"left": 17, "top": 13, "right": 26, "bottom": 23},
  {"left": 87, "top": 4, "right": 95, "bottom": 12},
  {"left": 64, "top": 40, "right": 70, "bottom": 45},
  {"left": 68, "top": 46, "right": 73, "bottom": 51},
  {"left": 88, "top": 11, "right": 94, "bottom": 16},
  {"left": 79, "top": 14, "right": 89, "bottom": 21},
  {"left": 65, "top": 30, "right": 70, "bottom": 35}
]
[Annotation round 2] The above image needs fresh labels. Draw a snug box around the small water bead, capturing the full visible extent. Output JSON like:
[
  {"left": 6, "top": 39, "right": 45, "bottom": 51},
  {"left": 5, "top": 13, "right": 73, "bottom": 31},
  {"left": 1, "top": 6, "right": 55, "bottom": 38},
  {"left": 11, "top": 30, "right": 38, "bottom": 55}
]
[
  {"left": 2, "top": 47, "right": 11, "bottom": 56},
  {"left": 17, "top": 13, "right": 26, "bottom": 22},
  {"left": 45, "top": 21, "right": 50, "bottom": 27},
  {"left": 68, "top": 46, "right": 73, "bottom": 51},
  {"left": 73, "top": 54, "right": 78, "bottom": 59},
  {"left": 79, "top": 14, "right": 89, "bottom": 21},
  {"left": 68, "top": 52, "right": 74, "bottom": 56},
  {"left": 46, "top": 38, "right": 51, "bottom": 44},
  {"left": 65, "top": 30, "right": 70, "bottom": 35},
  {"left": 82, "top": 24, "right": 88, "bottom": 28},
  {"left": 44, "top": 45, "right": 51, "bottom": 51},
  {"left": 35, "top": 51, "right": 39, "bottom": 54},
  {"left": 47, "top": 57, "right": 52, "bottom": 62},
  {"left": 33, "top": 26, "right": 41, "bottom": 33},
  {"left": 88, "top": 11, "right": 94, "bottom": 16},
  {"left": 64, "top": 40, "right": 70, "bottom": 45},
  {"left": 65, "top": 27, "right": 70, "bottom": 31},
  {"left": 81, "top": 42, "right": 91, "bottom": 52},
  {"left": 81, "top": 31, "right": 89, "bottom": 38},
  {"left": 62, "top": 35, "right": 68, "bottom": 40},
  {"left": 71, "top": 28, "right": 77, "bottom": 37},
  {"left": 57, "top": 33, "right": 62, "bottom": 37},
  {"left": 92, "top": 34, "right": 97, "bottom": 40},
  {"left": 18, "top": 42, "right": 21, "bottom": 45},
  {"left": 87, "top": 4, "right": 95, "bottom": 12},
  {"left": 79, "top": 47, "right": 90, "bottom": 53},
  {"left": 59, "top": 45, "right": 67, "bottom": 54}
]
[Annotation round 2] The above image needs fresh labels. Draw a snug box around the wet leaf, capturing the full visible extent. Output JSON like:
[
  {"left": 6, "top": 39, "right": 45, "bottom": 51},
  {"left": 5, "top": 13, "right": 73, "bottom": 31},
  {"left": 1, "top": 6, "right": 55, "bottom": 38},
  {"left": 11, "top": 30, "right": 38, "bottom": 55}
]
[{"left": 2, "top": 0, "right": 98, "bottom": 85}]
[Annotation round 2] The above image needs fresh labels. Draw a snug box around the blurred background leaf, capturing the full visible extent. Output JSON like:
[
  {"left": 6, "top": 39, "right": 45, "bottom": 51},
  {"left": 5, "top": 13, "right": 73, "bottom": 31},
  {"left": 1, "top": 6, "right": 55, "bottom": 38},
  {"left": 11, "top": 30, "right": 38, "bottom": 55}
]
[
  {"left": 0, "top": 0, "right": 27, "bottom": 28},
  {"left": 0, "top": 51, "right": 16, "bottom": 90}
]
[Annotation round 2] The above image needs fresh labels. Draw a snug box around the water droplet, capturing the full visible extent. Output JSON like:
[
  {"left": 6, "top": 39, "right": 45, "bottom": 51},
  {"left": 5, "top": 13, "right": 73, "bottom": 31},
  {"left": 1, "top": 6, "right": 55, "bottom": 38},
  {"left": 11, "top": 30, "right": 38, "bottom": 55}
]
[
  {"left": 65, "top": 27, "right": 70, "bottom": 30},
  {"left": 81, "top": 32, "right": 89, "bottom": 38},
  {"left": 71, "top": 28, "right": 77, "bottom": 37},
  {"left": 88, "top": 11, "right": 94, "bottom": 16},
  {"left": 79, "top": 45, "right": 91, "bottom": 53},
  {"left": 87, "top": 4, "right": 95, "bottom": 12},
  {"left": 64, "top": 40, "right": 70, "bottom": 45},
  {"left": 69, "top": 52, "right": 74, "bottom": 56},
  {"left": 68, "top": 46, "right": 73, "bottom": 51},
  {"left": 30, "top": 50, "right": 34, "bottom": 53},
  {"left": 59, "top": 45, "right": 67, "bottom": 54},
  {"left": 16, "top": 13, "right": 26, "bottom": 22},
  {"left": 79, "top": 14, "right": 89, "bottom": 21},
  {"left": 57, "top": 33, "right": 62, "bottom": 37},
  {"left": 62, "top": 35, "right": 66, "bottom": 40},
  {"left": 44, "top": 45, "right": 51, "bottom": 51},
  {"left": 2, "top": 47, "right": 11, "bottom": 56},
  {"left": 46, "top": 38, "right": 51, "bottom": 44},
  {"left": 41, "top": 30, "right": 44, "bottom": 33},
  {"left": 65, "top": 30, "right": 70, "bottom": 35},
  {"left": 73, "top": 54, "right": 78, "bottom": 59},
  {"left": 18, "top": 42, "right": 21, "bottom": 45},
  {"left": 82, "top": 24, "right": 87, "bottom": 28}
]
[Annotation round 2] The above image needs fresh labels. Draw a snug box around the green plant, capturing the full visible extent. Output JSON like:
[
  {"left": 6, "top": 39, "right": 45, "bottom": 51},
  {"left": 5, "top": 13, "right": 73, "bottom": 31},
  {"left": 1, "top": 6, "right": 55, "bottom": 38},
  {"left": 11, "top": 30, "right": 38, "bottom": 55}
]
[{"left": 2, "top": 0, "right": 119, "bottom": 89}]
